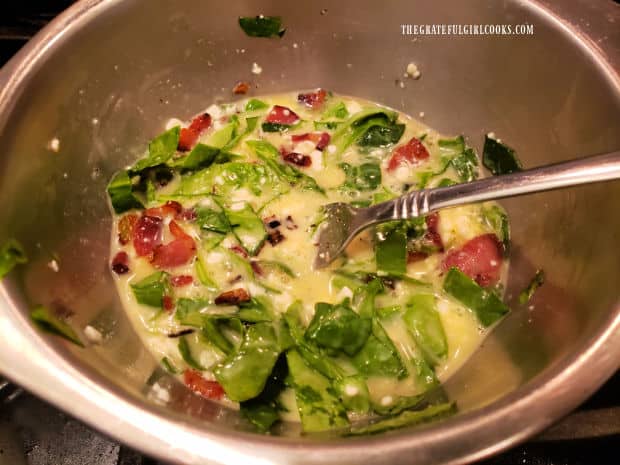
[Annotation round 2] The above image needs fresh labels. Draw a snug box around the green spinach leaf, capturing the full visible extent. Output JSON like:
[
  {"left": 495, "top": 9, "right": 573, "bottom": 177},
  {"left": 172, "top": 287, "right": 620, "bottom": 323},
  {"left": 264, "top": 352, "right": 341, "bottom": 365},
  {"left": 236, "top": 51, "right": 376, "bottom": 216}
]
[
  {"left": 130, "top": 272, "right": 169, "bottom": 309},
  {"left": 107, "top": 170, "right": 144, "bottom": 214},
  {"left": 519, "top": 269, "right": 545, "bottom": 304},
  {"left": 132, "top": 126, "right": 180, "bottom": 172},
  {"left": 30, "top": 305, "right": 84, "bottom": 347},
  {"left": 238, "top": 16, "right": 286, "bottom": 38},
  {"left": 0, "top": 239, "right": 27, "bottom": 278},
  {"left": 483, "top": 135, "right": 522, "bottom": 175},
  {"left": 178, "top": 336, "right": 206, "bottom": 370},
  {"left": 443, "top": 267, "right": 509, "bottom": 326},
  {"left": 404, "top": 294, "right": 448, "bottom": 366}
]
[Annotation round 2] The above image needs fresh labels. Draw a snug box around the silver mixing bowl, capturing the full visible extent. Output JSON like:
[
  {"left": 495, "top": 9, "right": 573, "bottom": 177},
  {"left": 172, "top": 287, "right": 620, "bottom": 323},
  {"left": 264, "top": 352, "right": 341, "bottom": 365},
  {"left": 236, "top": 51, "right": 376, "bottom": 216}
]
[{"left": 0, "top": 1, "right": 618, "bottom": 464}]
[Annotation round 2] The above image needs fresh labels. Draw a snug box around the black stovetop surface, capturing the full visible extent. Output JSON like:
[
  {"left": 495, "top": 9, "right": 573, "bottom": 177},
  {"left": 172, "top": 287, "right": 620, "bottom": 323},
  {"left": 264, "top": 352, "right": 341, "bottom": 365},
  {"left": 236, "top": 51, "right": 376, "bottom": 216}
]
[{"left": 0, "top": 2, "right": 618, "bottom": 464}]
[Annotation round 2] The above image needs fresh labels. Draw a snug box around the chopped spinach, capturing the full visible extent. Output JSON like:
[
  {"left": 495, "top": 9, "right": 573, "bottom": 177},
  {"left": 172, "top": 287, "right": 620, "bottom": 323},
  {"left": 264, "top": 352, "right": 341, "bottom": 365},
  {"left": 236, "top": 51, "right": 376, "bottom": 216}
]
[
  {"left": 245, "top": 99, "right": 269, "bottom": 111},
  {"left": 438, "top": 136, "right": 479, "bottom": 182},
  {"left": 286, "top": 349, "right": 349, "bottom": 432},
  {"left": 132, "top": 126, "right": 180, "bottom": 172},
  {"left": 195, "top": 206, "right": 230, "bottom": 234},
  {"left": 483, "top": 205, "right": 510, "bottom": 252},
  {"left": 357, "top": 122, "right": 405, "bottom": 147},
  {"left": 340, "top": 162, "right": 382, "bottom": 192},
  {"left": 0, "top": 238, "right": 27, "bottom": 278},
  {"left": 375, "top": 224, "right": 407, "bottom": 275},
  {"left": 483, "top": 135, "right": 522, "bottom": 175},
  {"left": 30, "top": 305, "right": 84, "bottom": 347},
  {"left": 175, "top": 298, "right": 211, "bottom": 327},
  {"left": 321, "top": 101, "right": 349, "bottom": 120},
  {"left": 331, "top": 109, "right": 400, "bottom": 155},
  {"left": 519, "top": 269, "right": 545, "bottom": 304},
  {"left": 238, "top": 296, "right": 275, "bottom": 322},
  {"left": 107, "top": 170, "right": 144, "bottom": 214},
  {"left": 238, "top": 16, "right": 286, "bottom": 38},
  {"left": 352, "top": 319, "right": 407, "bottom": 379},
  {"left": 178, "top": 336, "right": 206, "bottom": 370},
  {"left": 171, "top": 144, "right": 236, "bottom": 171},
  {"left": 335, "top": 375, "right": 370, "bottom": 414},
  {"left": 443, "top": 267, "right": 509, "bottom": 326},
  {"left": 346, "top": 402, "right": 456, "bottom": 436},
  {"left": 130, "top": 272, "right": 170, "bottom": 309},
  {"left": 225, "top": 203, "right": 267, "bottom": 256},
  {"left": 214, "top": 322, "right": 280, "bottom": 402},
  {"left": 261, "top": 122, "right": 294, "bottom": 133},
  {"left": 161, "top": 356, "right": 179, "bottom": 374},
  {"left": 240, "top": 354, "right": 288, "bottom": 432},
  {"left": 305, "top": 301, "right": 372, "bottom": 356},
  {"left": 404, "top": 294, "right": 448, "bottom": 366}
]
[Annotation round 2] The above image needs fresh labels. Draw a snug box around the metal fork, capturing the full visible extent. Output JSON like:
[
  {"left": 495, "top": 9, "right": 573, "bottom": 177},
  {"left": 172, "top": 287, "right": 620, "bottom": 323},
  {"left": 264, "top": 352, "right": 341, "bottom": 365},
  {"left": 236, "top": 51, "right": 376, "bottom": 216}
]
[{"left": 314, "top": 151, "right": 620, "bottom": 268}]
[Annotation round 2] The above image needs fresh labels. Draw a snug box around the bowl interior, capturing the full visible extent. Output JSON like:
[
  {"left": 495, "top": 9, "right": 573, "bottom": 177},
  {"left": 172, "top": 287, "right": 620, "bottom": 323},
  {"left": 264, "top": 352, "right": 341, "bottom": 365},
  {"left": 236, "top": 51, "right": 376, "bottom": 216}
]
[{"left": 0, "top": 0, "right": 618, "bottom": 462}]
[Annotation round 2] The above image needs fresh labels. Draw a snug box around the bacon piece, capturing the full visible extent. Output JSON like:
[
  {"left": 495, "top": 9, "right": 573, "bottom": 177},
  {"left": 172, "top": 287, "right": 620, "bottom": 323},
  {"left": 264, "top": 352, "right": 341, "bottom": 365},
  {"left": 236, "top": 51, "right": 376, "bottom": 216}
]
[
  {"left": 144, "top": 201, "right": 183, "bottom": 219},
  {"left": 171, "top": 275, "right": 194, "bottom": 287},
  {"left": 250, "top": 261, "right": 264, "bottom": 276},
  {"left": 151, "top": 221, "right": 196, "bottom": 268},
  {"left": 118, "top": 214, "right": 138, "bottom": 245},
  {"left": 229, "top": 245, "right": 248, "bottom": 259},
  {"left": 263, "top": 216, "right": 281, "bottom": 229},
  {"left": 183, "top": 369, "right": 225, "bottom": 400},
  {"left": 111, "top": 251, "right": 130, "bottom": 274},
  {"left": 214, "top": 288, "right": 251, "bottom": 305},
  {"left": 265, "top": 105, "right": 300, "bottom": 125},
  {"left": 424, "top": 213, "right": 444, "bottom": 251},
  {"left": 163, "top": 295, "right": 175, "bottom": 312},
  {"left": 178, "top": 208, "right": 197, "bottom": 222},
  {"left": 387, "top": 137, "right": 430, "bottom": 172},
  {"left": 441, "top": 233, "right": 503, "bottom": 287},
  {"left": 178, "top": 113, "right": 212, "bottom": 152},
  {"left": 291, "top": 132, "right": 331, "bottom": 151},
  {"left": 267, "top": 230, "right": 285, "bottom": 246},
  {"left": 232, "top": 81, "right": 250, "bottom": 95},
  {"left": 407, "top": 251, "right": 428, "bottom": 263},
  {"left": 297, "top": 89, "right": 327, "bottom": 109},
  {"left": 133, "top": 215, "right": 163, "bottom": 257},
  {"left": 283, "top": 152, "right": 312, "bottom": 167}
]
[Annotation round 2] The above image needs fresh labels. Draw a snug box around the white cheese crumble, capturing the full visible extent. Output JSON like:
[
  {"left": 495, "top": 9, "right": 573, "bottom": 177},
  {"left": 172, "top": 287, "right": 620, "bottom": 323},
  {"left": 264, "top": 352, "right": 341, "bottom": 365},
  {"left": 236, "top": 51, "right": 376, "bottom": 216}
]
[
  {"left": 419, "top": 111, "right": 425, "bottom": 118},
  {"left": 83, "top": 325, "right": 103, "bottom": 344},
  {"left": 335, "top": 286, "right": 353, "bottom": 301},
  {"left": 344, "top": 384, "right": 359, "bottom": 397},
  {"left": 47, "top": 259, "right": 59, "bottom": 272},
  {"left": 327, "top": 144, "right": 337, "bottom": 154},
  {"left": 47, "top": 138, "right": 60, "bottom": 153},
  {"left": 166, "top": 118, "right": 184, "bottom": 130},
  {"left": 251, "top": 62, "right": 263, "bottom": 75},
  {"left": 380, "top": 395, "right": 393, "bottom": 406},
  {"left": 406, "top": 62, "right": 421, "bottom": 79},
  {"left": 206, "top": 252, "right": 225, "bottom": 264},
  {"left": 150, "top": 382, "right": 170, "bottom": 404},
  {"left": 230, "top": 202, "right": 246, "bottom": 211}
]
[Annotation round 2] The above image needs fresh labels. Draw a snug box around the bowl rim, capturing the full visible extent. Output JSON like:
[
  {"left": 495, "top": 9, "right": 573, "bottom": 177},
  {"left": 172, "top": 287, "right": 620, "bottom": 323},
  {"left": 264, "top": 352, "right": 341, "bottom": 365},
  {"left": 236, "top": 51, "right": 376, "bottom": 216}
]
[{"left": 0, "top": 1, "right": 618, "bottom": 464}]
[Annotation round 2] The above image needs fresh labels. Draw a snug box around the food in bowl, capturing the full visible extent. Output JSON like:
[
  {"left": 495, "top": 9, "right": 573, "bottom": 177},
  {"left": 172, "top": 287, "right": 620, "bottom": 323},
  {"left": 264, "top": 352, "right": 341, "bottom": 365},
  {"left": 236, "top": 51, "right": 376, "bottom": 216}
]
[{"left": 107, "top": 89, "right": 513, "bottom": 433}]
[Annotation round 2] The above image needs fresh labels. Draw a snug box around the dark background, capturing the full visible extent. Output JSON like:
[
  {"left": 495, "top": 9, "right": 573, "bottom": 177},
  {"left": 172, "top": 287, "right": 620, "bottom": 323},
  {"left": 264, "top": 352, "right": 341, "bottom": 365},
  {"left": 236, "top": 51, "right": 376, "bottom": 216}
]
[{"left": 0, "top": 2, "right": 618, "bottom": 465}]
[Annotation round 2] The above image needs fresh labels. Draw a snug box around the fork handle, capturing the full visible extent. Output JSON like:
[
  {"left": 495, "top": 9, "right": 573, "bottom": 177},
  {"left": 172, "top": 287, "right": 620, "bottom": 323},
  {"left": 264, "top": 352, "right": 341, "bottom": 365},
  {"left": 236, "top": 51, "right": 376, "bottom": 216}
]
[{"left": 372, "top": 151, "right": 620, "bottom": 222}]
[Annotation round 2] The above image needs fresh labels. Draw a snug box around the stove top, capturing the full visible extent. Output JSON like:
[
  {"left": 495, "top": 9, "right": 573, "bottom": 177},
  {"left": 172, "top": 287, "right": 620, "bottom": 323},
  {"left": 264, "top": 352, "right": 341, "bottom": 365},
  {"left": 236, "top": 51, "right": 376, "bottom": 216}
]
[{"left": 0, "top": 2, "right": 618, "bottom": 464}]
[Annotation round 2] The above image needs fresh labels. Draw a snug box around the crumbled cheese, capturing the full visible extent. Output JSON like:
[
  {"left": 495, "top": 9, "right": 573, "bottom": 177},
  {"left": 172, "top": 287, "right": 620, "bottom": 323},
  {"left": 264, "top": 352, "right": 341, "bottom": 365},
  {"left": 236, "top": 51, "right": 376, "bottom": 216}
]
[
  {"left": 47, "top": 138, "right": 60, "bottom": 153},
  {"left": 326, "top": 144, "right": 337, "bottom": 154},
  {"left": 84, "top": 325, "right": 103, "bottom": 344},
  {"left": 406, "top": 62, "right": 421, "bottom": 79},
  {"left": 344, "top": 384, "right": 359, "bottom": 397},
  {"left": 251, "top": 62, "right": 263, "bottom": 75},
  {"left": 230, "top": 202, "right": 246, "bottom": 211},
  {"left": 295, "top": 140, "right": 316, "bottom": 154},
  {"left": 487, "top": 132, "right": 496, "bottom": 139},
  {"left": 231, "top": 188, "right": 253, "bottom": 203},
  {"left": 490, "top": 260, "right": 498, "bottom": 267},
  {"left": 150, "top": 383, "right": 170, "bottom": 404},
  {"left": 292, "top": 43, "right": 299, "bottom": 49},
  {"left": 336, "top": 286, "right": 354, "bottom": 301},
  {"left": 346, "top": 101, "right": 362, "bottom": 114},
  {"left": 394, "top": 166, "right": 411, "bottom": 182},
  {"left": 206, "top": 252, "right": 225, "bottom": 264},
  {"left": 380, "top": 396, "right": 393, "bottom": 406},
  {"left": 47, "top": 259, "right": 60, "bottom": 272},
  {"left": 419, "top": 111, "right": 425, "bottom": 118},
  {"left": 309, "top": 150, "right": 323, "bottom": 171}
]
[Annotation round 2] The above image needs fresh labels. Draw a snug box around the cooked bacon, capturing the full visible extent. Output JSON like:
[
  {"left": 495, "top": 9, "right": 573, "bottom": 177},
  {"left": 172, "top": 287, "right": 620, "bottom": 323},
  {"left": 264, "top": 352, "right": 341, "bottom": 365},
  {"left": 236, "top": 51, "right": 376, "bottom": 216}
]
[
  {"left": 178, "top": 113, "right": 212, "bottom": 152},
  {"left": 133, "top": 215, "right": 163, "bottom": 257},
  {"left": 283, "top": 151, "right": 312, "bottom": 167},
  {"left": 214, "top": 288, "right": 251, "bottom": 305},
  {"left": 163, "top": 295, "right": 175, "bottom": 311},
  {"left": 264, "top": 216, "right": 281, "bottom": 229},
  {"left": 171, "top": 275, "right": 194, "bottom": 287},
  {"left": 441, "top": 233, "right": 503, "bottom": 287},
  {"left": 229, "top": 245, "right": 248, "bottom": 259},
  {"left": 111, "top": 251, "right": 130, "bottom": 274},
  {"left": 183, "top": 369, "right": 225, "bottom": 400},
  {"left": 267, "top": 230, "right": 285, "bottom": 246},
  {"left": 265, "top": 105, "right": 300, "bottom": 125},
  {"left": 291, "top": 132, "right": 331, "bottom": 151},
  {"left": 232, "top": 81, "right": 250, "bottom": 95},
  {"left": 250, "top": 261, "right": 264, "bottom": 276},
  {"left": 424, "top": 213, "right": 444, "bottom": 251},
  {"left": 144, "top": 201, "right": 183, "bottom": 219},
  {"left": 167, "top": 328, "right": 195, "bottom": 338},
  {"left": 387, "top": 137, "right": 430, "bottom": 172},
  {"left": 118, "top": 214, "right": 138, "bottom": 245},
  {"left": 297, "top": 89, "right": 327, "bottom": 109},
  {"left": 407, "top": 251, "right": 428, "bottom": 263},
  {"left": 151, "top": 221, "right": 196, "bottom": 268},
  {"left": 285, "top": 215, "right": 298, "bottom": 230}
]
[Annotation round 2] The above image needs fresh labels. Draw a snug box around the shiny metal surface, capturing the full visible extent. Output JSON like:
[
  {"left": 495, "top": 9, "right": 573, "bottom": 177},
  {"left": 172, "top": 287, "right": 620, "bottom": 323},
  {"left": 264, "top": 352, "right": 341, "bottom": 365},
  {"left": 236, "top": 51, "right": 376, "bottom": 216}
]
[
  {"left": 0, "top": 1, "right": 618, "bottom": 464},
  {"left": 315, "top": 151, "right": 620, "bottom": 267}
]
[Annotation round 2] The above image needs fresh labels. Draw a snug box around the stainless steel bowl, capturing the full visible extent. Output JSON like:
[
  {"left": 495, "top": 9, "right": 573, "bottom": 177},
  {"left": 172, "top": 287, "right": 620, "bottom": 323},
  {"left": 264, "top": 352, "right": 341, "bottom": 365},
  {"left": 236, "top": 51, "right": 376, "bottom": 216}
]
[{"left": 0, "top": 1, "right": 618, "bottom": 464}]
